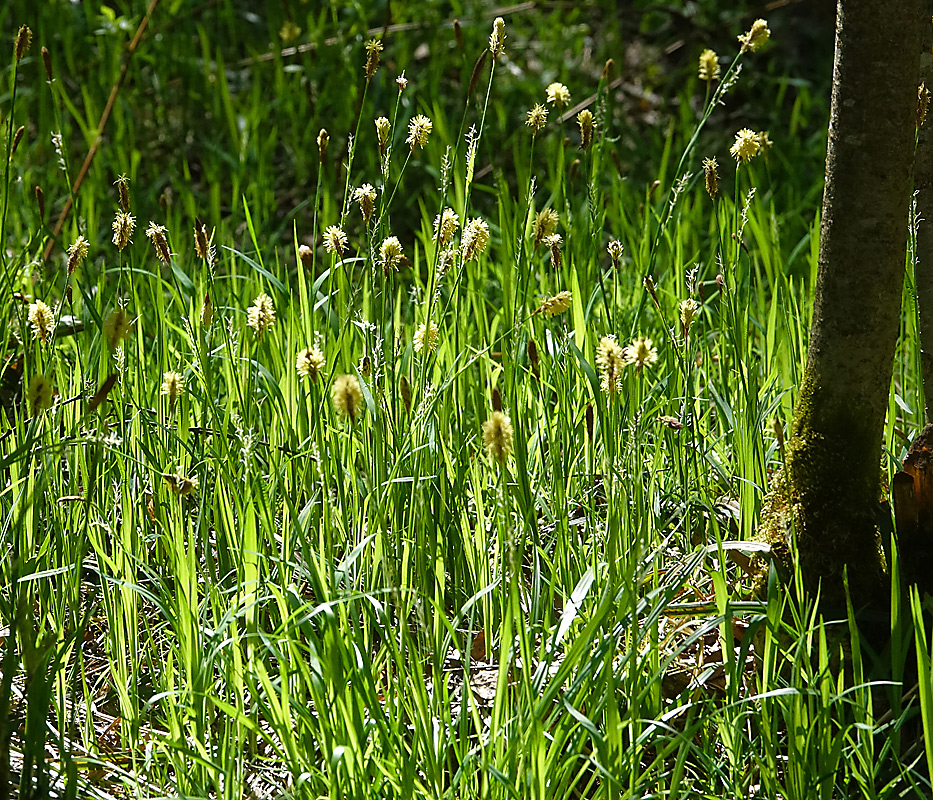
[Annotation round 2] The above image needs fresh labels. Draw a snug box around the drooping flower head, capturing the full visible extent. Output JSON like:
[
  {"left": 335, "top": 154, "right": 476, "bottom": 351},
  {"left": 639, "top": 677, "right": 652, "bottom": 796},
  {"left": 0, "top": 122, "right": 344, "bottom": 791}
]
[
  {"left": 738, "top": 19, "right": 770, "bottom": 53},
  {"left": 536, "top": 290, "right": 572, "bottom": 318}
]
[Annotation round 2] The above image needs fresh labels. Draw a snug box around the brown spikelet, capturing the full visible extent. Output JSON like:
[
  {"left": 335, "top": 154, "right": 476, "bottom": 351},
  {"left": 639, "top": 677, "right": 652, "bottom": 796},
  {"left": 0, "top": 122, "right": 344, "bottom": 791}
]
[
  {"left": 469, "top": 50, "right": 488, "bottom": 99},
  {"left": 601, "top": 58, "right": 614, "bottom": 82},
  {"left": 35, "top": 186, "right": 44, "bottom": 221},
  {"left": 399, "top": 374, "right": 411, "bottom": 413},
  {"left": 115, "top": 175, "right": 130, "bottom": 212},
  {"left": 527, "top": 339, "right": 540, "bottom": 379},
  {"left": 453, "top": 19, "right": 464, "bottom": 53},
  {"left": 585, "top": 404, "right": 594, "bottom": 441},
  {"left": 87, "top": 374, "right": 118, "bottom": 415},
  {"left": 491, "top": 386, "right": 502, "bottom": 413},
  {"left": 42, "top": 46, "right": 52, "bottom": 81},
  {"left": 14, "top": 25, "right": 31, "bottom": 62},
  {"left": 12, "top": 126, "right": 24, "bottom": 156}
]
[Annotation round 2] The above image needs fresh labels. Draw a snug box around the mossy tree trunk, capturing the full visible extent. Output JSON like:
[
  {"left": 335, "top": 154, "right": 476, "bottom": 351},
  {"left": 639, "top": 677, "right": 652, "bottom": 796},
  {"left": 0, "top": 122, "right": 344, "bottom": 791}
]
[
  {"left": 786, "top": 0, "right": 923, "bottom": 610},
  {"left": 916, "top": 15, "right": 933, "bottom": 417}
]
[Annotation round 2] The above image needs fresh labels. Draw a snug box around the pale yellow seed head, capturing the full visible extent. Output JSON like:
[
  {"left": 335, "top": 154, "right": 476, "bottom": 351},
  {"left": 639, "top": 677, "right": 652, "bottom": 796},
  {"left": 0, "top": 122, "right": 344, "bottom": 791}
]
[
  {"left": 413, "top": 321, "right": 440, "bottom": 354},
  {"left": 28, "top": 300, "right": 55, "bottom": 344},
  {"left": 622, "top": 336, "right": 659, "bottom": 370},
  {"left": 679, "top": 299, "right": 701, "bottom": 332},
  {"left": 482, "top": 410, "right": 513, "bottom": 462},
  {"left": 247, "top": 292, "right": 276, "bottom": 339},
  {"left": 332, "top": 374, "right": 364, "bottom": 422},
  {"left": 738, "top": 19, "right": 770, "bottom": 53},
  {"left": 730, "top": 128, "right": 760, "bottom": 163},
  {"left": 353, "top": 184, "right": 377, "bottom": 224},
  {"left": 297, "top": 346, "right": 326, "bottom": 381},
  {"left": 407, "top": 114, "right": 433, "bottom": 150},
  {"left": 146, "top": 221, "right": 171, "bottom": 263},
  {"left": 489, "top": 17, "right": 506, "bottom": 59},
  {"left": 596, "top": 336, "right": 626, "bottom": 396},
  {"left": 533, "top": 208, "right": 559, "bottom": 248},
  {"left": 698, "top": 49, "right": 720, "bottom": 82},
  {"left": 526, "top": 103, "right": 548, "bottom": 134},
  {"left": 577, "top": 109, "right": 595, "bottom": 149},
  {"left": 546, "top": 82, "right": 571, "bottom": 108},
  {"left": 364, "top": 38, "right": 383, "bottom": 80},
  {"left": 461, "top": 217, "right": 490, "bottom": 262},
  {"left": 67, "top": 235, "right": 89, "bottom": 275},
  {"left": 111, "top": 211, "right": 136, "bottom": 251},
  {"left": 375, "top": 116, "right": 391, "bottom": 151},
  {"left": 538, "top": 290, "right": 572, "bottom": 318},
  {"left": 607, "top": 239, "right": 624, "bottom": 265},
  {"left": 323, "top": 225, "right": 348, "bottom": 256},
  {"left": 160, "top": 371, "right": 184, "bottom": 405},
  {"left": 103, "top": 308, "right": 133, "bottom": 349},
  {"left": 434, "top": 208, "right": 460, "bottom": 245},
  {"left": 164, "top": 471, "right": 198, "bottom": 496},
  {"left": 379, "top": 236, "right": 405, "bottom": 273}
]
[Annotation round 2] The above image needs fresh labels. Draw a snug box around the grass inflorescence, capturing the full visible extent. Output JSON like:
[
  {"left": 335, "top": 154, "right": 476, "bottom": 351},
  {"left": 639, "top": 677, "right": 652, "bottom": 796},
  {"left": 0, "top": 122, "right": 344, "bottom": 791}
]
[{"left": 0, "top": 3, "right": 930, "bottom": 798}]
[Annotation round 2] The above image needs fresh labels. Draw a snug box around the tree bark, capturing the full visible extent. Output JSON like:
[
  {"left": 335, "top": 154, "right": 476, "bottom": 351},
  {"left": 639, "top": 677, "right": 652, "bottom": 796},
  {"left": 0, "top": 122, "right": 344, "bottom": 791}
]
[
  {"left": 787, "top": 0, "right": 923, "bottom": 610},
  {"left": 916, "top": 15, "right": 933, "bottom": 418}
]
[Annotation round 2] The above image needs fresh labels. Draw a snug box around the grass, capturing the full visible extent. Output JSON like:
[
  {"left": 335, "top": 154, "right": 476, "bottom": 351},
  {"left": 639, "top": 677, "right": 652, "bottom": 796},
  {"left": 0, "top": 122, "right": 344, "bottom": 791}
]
[{"left": 0, "top": 2, "right": 930, "bottom": 798}]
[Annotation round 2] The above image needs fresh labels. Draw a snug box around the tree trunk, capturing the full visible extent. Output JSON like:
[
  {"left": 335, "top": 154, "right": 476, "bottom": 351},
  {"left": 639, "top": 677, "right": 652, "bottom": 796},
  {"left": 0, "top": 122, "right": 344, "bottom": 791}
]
[
  {"left": 786, "top": 0, "right": 923, "bottom": 611},
  {"left": 916, "top": 16, "right": 933, "bottom": 418}
]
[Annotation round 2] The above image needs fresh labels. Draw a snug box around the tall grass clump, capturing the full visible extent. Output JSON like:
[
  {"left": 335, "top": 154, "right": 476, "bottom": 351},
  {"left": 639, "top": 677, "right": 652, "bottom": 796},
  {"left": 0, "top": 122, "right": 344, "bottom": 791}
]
[{"left": 0, "top": 5, "right": 930, "bottom": 799}]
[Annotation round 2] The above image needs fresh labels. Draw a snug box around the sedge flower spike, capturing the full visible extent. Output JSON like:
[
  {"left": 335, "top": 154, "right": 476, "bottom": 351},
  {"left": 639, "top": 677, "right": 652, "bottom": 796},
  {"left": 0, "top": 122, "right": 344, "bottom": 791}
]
[
  {"left": 546, "top": 82, "right": 571, "bottom": 108},
  {"left": 703, "top": 157, "right": 719, "bottom": 199},
  {"left": 332, "top": 374, "right": 364, "bottom": 422},
  {"left": 698, "top": 49, "right": 720, "bottom": 82},
  {"left": 738, "top": 19, "right": 770, "bottom": 53},
  {"left": 407, "top": 115, "right": 433, "bottom": 150},
  {"left": 67, "top": 235, "right": 89, "bottom": 275},
  {"left": 297, "top": 346, "right": 326, "bottom": 381},
  {"left": 526, "top": 104, "right": 548, "bottom": 135},
  {"left": 160, "top": 371, "right": 184, "bottom": 406},
  {"left": 379, "top": 236, "right": 405, "bottom": 273},
  {"left": 461, "top": 217, "right": 490, "bottom": 262},
  {"left": 488, "top": 17, "right": 506, "bottom": 59},
  {"left": 596, "top": 337, "right": 626, "bottom": 396},
  {"left": 482, "top": 411, "right": 514, "bottom": 462},
  {"left": 29, "top": 300, "right": 54, "bottom": 344},
  {"left": 536, "top": 291, "right": 572, "bottom": 318},
  {"left": 623, "top": 336, "right": 659, "bottom": 371},
  {"left": 323, "top": 225, "right": 348, "bottom": 256},
  {"left": 248, "top": 293, "right": 276, "bottom": 339},
  {"left": 434, "top": 208, "right": 460, "bottom": 245},
  {"left": 730, "top": 128, "right": 761, "bottom": 163},
  {"left": 413, "top": 321, "right": 439, "bottom": 354},
  {"left": 577, "top": 109, "right": 595, "bottom": 149}
]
